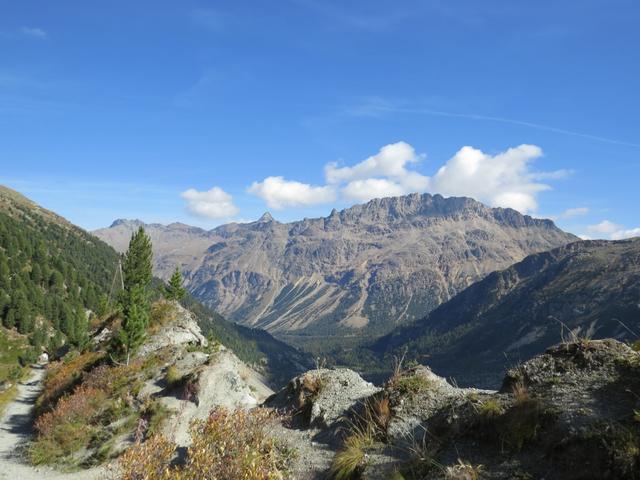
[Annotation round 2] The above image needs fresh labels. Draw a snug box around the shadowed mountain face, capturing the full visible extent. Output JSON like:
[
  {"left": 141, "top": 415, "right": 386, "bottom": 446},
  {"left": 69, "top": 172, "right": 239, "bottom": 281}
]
[
  {"left": 374, "top": 238, "right": 640, "bottom": 388},
  {"left": 94, "top": 193, "right": 577, "bottom": 338}
]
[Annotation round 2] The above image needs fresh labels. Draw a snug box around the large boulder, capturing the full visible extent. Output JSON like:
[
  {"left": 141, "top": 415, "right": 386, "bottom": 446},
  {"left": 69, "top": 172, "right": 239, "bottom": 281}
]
[
  {"left": 266, "top": 368, "right": 380, "bottom": 430},
  {"left": 137, "top": 302, "right": 207, "bottom": 357}
]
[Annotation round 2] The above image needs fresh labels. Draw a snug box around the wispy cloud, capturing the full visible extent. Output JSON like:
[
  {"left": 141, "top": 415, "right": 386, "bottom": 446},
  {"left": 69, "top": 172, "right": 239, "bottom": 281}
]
[
  {"left": 553, "top": 207, "right": 590, "bottom": 220},
  {"left": 585, "top": 220, "right": 640, "bottom": 240},
  {"left": 20, "top": 26, "right": 47, "bottom": 39},
  {"left": 345, "top": 100, "right": 640, "bottom": 149}
]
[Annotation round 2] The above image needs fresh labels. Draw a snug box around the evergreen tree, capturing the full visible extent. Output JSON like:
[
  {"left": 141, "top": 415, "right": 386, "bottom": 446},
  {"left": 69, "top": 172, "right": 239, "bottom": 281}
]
[
  {"left": 72, "top": 305, "right": 88, "bottom": 347},
  {"left": 122, "top": 227, "right": 153, "bottom": 292},
  {"left": 118, "top": 227, "right": 153, "bottom": 361},
  {"left": 4, "top": 308, "right": 15, "bottom": 329},
  {"left": 165, "top": 266, "right": 187, "bottom": 301},
  {"left": 118, "top": 285, "right": 149, "bottom": 359}
]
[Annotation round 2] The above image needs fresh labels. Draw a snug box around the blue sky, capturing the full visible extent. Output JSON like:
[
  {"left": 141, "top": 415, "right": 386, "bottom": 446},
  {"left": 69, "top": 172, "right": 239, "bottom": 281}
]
[{"left": 1, "top": 0, "right": 639, "bottom": 239}]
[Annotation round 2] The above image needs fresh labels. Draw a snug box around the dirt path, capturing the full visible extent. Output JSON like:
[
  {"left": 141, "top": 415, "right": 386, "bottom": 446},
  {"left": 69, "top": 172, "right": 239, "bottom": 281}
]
[{"left": 0, "top": 366, "right": 105, "bottom": 480}]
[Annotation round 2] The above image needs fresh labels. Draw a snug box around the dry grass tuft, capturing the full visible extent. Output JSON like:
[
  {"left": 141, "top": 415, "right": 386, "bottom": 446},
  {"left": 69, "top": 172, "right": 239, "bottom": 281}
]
[
  {"left": 444, "top": 459, "right": 485, "bottom": 480},
  {"left": 330, "top": 424, "right": 376, "bottom": 480}
]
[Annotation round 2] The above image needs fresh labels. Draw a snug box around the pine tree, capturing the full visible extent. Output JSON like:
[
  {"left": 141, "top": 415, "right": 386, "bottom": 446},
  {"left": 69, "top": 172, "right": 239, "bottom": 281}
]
[
  {"left": 73, "top": 306, "right": 89, "bottom": 347},
  {"left": 165, "top": 266, "right": 187, "bottom": 301},
  {"left": 118, "top": 285, "right": 149, "bottom": 359},
  {"left": 122, "top": 227, "right": 153, "bottom": 292},
  {"left": 117, "top": 227, "right": 153, "bottom": 361}
]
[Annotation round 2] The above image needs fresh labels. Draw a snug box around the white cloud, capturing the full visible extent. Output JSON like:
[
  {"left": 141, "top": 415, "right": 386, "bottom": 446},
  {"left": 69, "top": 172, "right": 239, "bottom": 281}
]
[
  {"left": 248, "top": 142, "right": 564, "bottom": 213},
  {"left": 341, "top": 178, "right": 408, "bottom": 202},
  {"left": 181, "top": 187, "right": 239, "bottom": 218},
  {"left": 325, "top": 142, "right": 429, "bottom": 202},
  {"left": 20, "top": 27, "right": 47, "bottom": 39},
  {"left": 429, "top": 144, "right": 550, "bottom": 214},
  {"left": 247, "top": 176, "right": 336, "bottom": 209},
  {"left": 611, "top": 228, "right": 640, "bottom": 240},
  {"left": 325, "top": 142, "right": 423, "bottom": 183},
  {"left": 587, "top": 220, "right": 621, "bottom": 235},
  {"left": 585, "top": 220, "right": 640, "bottom": 240}
]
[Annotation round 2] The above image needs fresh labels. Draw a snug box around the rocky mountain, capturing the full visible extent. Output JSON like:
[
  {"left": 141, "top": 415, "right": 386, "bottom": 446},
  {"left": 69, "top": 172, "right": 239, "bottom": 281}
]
[
  {"left": 374, "top": 238, "right": 640, "bottom": 388},
  {"left": 94, "top": 193, "right": 577, "bottom": 340}
]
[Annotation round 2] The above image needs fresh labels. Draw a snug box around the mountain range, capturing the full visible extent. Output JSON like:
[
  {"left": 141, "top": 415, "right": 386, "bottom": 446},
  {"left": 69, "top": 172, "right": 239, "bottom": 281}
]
[{"left": 94, "top": 193, "right": 577, "bottom": 341}]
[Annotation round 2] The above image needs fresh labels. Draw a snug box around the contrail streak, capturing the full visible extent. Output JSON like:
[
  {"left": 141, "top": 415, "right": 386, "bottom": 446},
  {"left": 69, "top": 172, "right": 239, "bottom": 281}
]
[{"left": 369, "top": 105, "right": 640, "bottom": 149}]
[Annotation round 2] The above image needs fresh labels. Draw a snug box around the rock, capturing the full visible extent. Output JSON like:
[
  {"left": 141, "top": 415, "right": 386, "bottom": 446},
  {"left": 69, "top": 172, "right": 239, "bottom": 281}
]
[
  {"left": 389, "top": 339, "right": 640, "bottom": 480},
  {"left": 137, "top": 303, "right": 207, "bottom": 357},
  {"left": 266, "top": 368, "right": 380, "bottom": 429},
  {"left": 383, "top": 365, "right": 492, "bottom": 440},
  {"left": 91, "top": 327, "right": 111, "bottom": 345},
  {"left": 160, "top": 348, "right": 274, "bottom": 447},
  {"left": 174, "top": 351, "right": 210, "bottom": 373}
]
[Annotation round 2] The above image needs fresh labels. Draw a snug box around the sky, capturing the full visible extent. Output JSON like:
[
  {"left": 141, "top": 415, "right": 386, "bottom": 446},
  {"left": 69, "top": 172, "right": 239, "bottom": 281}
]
[{"left": 0, "top": 0, "right": 639, "bottom": 240}]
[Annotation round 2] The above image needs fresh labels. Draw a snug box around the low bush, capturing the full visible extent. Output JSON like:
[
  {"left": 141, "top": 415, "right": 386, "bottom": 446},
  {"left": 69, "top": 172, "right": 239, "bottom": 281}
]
[
  {"left": 37, "top": 351, "right": 104, "bottom": 413},
  {"left": 31, "top": 385, "right": 107, "bottom": 464},
  {"left": 119, "top": 407, "right": 293, "bottom": 480},
  {"left": 391, "top": 374, "right": 433, "bottom": 396}
]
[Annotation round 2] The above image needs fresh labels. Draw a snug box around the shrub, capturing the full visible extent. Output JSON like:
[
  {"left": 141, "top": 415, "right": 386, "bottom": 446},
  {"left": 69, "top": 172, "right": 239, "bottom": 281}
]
[
  {"left": 119, "top": 407, "right": 292, "bottom": 480},
  {"left": 477, "top": 398, "right": 504, "bottom": 420},
  {"left": 391, "top": 374, "right": 433, "bottom": 396},
  {"left": 31, "top": 385, "right": 107, "bottom": 464},
  {"left": 499, "top": 396, "right": 544, "bottom": 451},
  {"left": 37, "top": 351, "right": 104, "bottom": 412},
  {"left": 118, "top": 434, "right": 176, "bottom": 480},
  {"left": 149, "top": 301, "right": 176, "bottom": 332}
]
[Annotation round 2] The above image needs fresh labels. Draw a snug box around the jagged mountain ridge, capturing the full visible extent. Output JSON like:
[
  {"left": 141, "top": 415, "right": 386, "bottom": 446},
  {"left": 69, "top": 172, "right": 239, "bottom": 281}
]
[
  {"left": 95, "top": 193, "right": 577, "bottom": 337},
  {"left": 373, "top": 238, "right": 640, "bottom": 388}
]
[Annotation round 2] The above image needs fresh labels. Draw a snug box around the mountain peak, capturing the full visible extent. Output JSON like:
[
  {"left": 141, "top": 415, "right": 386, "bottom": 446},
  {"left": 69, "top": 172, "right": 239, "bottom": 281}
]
[
  {"left": 109, "top": 218, "right": 145, "bottom": 228},
  {"left": 257, "top": 212, "right": 275, "bottom": 222}
]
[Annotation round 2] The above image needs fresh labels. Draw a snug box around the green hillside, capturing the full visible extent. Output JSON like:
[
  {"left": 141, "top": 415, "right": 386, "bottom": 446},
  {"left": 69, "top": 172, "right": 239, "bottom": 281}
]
[
  {"left": 0, "top": 185, "right": 309, "bottom": 389},
  {"left": 0, "top": 187, "right": 119, "bottom": 353}
]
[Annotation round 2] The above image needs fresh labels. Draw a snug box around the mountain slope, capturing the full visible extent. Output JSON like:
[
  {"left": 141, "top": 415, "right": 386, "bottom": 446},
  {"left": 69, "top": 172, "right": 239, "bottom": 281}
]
[
  {"left": 0, "top": 185, "right": 309, "bottom": 387},
  {"left": 374, "top": 238, "right": 640, "bottom": 388},
  {"left": 95, "top": 193, "right": 577, "bottom": 339},
  {"left": 0, "top": 185, "right": 119, "bottom": 348}
]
